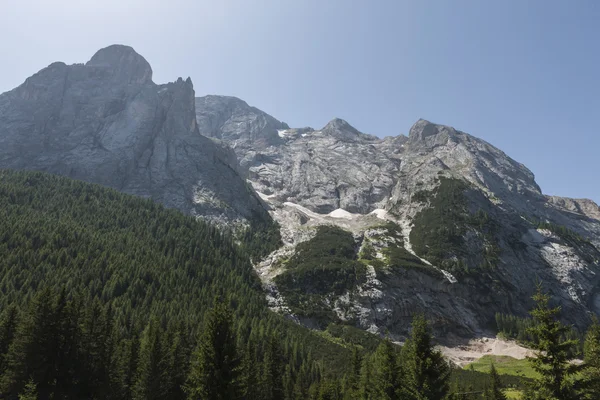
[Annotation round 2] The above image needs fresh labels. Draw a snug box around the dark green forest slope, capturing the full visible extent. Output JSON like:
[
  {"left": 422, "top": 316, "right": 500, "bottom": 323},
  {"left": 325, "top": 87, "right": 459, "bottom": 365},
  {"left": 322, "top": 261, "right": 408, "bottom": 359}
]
[{"left": 0, "top": 170, "right": 356, "bottom": 399}]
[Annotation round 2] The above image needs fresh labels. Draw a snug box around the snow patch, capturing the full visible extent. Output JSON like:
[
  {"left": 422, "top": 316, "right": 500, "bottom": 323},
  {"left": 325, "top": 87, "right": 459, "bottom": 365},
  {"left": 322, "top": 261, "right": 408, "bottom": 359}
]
[
  {"left": 370, "top": 208, "right": 388, "bottom": 220},
  {"left": 256, "top": 191, "right": 278, "bottom": 201},
  {"left": 277, "top": 129, "right": 296, "bottom": 138},
  {"left": 328, "top": 208, "right": 355, "bottom": 219}
]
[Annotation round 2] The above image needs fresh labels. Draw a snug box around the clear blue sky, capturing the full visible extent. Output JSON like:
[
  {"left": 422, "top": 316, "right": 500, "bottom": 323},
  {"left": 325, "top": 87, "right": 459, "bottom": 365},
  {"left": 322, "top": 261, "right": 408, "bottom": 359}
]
[{"left": 1, "top": 1, "right": 598, "bottom": 203}]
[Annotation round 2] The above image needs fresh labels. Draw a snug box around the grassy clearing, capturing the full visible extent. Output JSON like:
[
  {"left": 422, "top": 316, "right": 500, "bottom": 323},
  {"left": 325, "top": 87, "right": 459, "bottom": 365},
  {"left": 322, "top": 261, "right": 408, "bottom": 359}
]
[{"left": 465, "top": 355, "right": 538, "bottom": 379}]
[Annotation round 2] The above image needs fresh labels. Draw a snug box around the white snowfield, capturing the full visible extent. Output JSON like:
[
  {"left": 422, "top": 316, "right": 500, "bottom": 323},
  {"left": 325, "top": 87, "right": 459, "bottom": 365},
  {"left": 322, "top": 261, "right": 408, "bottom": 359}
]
[
  {"left": 369, "top": 209, "right": 388, "bottom": 219},
  {"left": 328, "top": 208, "right": 355, "bottom": 219}
]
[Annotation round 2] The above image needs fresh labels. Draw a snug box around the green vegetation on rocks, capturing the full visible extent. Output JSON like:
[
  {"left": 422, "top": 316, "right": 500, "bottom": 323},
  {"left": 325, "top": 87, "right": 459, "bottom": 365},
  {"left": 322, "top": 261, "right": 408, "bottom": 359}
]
[
  {"left": 409, "top": 177, "right": 501, "bottom": 276},
  {"left": 274, "top": 226, "right": 366, "bottom": 324},
  {"left": 362, "top": 222, "right": 444, "bottom": 279}
]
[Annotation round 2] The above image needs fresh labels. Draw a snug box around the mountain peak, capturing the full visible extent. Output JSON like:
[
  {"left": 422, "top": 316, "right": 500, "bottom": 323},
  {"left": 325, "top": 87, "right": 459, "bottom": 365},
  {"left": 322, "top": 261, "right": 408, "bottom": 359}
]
[
  {"left": 323, "top": 117, "right": 358, "bottom": 132},
  {"left": 86, "top": 44, "right": 153, "bottom": 84},
  {"left": 408, "top": 119, "right": 444, "bottom": 140},
  {"left": 320, "top": 118, "right": 367, "bottom": 141},
  {"left": 407, "top": 119, "right": 462, "bottom": 150}
]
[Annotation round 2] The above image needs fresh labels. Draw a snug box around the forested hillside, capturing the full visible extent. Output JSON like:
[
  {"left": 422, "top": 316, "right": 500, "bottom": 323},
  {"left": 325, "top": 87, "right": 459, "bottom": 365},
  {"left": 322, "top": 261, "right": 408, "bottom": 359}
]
[{"left": 0, "top": 170, "right": 354, "bottom": 399}]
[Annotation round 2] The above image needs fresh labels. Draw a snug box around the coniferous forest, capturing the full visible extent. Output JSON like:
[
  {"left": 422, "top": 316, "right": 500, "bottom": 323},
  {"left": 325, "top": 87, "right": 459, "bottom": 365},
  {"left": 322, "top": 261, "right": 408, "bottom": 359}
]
[{"left": 0, "top": 170, "right": 599, "bottom": 400}]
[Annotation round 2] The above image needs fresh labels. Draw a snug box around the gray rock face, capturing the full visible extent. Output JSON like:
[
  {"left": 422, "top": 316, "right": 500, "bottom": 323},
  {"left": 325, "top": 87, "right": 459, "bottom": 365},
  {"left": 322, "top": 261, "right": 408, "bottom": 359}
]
[
  {"left": 86, "top": 44, "right": 153, "bottom": 85},
  {"left": 0, "top": 45, "right": 268, "bottom": 225},
  {"left": 195, "top": 95, "right": 289, "bottom": 152},
  {"left": 546, "top": 196, "right": 600, "bottom": 221},
  {"left": 195, "top": 95, "right": 600, "bottom": 338},
  {"left": 196, "top": 96, "right": 400, "bottom": 214}
]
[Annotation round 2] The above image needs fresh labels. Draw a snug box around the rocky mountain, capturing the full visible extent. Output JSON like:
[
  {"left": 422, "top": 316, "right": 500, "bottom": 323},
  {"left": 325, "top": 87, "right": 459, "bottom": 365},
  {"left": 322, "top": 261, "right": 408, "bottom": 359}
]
[
  {"left": 196, "top": 95, "right": 600, "bottom": 340},
  {"left": 0, "top": 45, "right": 268, "bottom": 226},
  {"left": 1, "top": 44, "right": 597, "bottom": 341}
]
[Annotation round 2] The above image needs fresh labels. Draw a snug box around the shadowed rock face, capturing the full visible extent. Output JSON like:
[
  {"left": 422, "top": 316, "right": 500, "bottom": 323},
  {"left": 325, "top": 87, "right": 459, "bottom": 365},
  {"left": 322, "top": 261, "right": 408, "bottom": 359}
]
[
  {"left": 195, "top": 95, "right": 289, "bottom": 149},
  {"left": 194, "top": 95, "right": 600, "bottom": 338},
  {"left": 86, "top": 44, "right": 153, "bottom": 84},
  {"left": 0, "top": 45, "right": 268, "bottom": 225}
]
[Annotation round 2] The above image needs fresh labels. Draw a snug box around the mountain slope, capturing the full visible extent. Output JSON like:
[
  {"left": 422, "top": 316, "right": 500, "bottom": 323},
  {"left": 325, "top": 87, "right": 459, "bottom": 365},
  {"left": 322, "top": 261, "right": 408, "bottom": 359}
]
[
  {"left": 0, "top": 170, "right": 362, "bottom": 389},
  {"left": 194, "top": 95, "right": 600, "bottom": 339},
  {"left": 0, "top": 45, "right": 268, "bottom": 226}
]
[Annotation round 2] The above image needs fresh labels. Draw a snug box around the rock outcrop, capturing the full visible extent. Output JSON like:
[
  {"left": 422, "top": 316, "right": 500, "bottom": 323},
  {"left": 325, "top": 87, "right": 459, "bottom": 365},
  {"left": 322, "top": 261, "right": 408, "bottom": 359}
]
[{"left": 0, "top": 45, "right": 269, "bottom": 225}]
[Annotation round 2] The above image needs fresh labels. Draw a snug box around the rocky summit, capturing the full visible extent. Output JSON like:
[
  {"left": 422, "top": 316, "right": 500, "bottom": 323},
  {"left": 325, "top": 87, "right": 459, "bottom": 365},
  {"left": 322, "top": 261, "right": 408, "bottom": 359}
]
[
  {"left": 196, "top": 95, "right": 600, "bottom": 340},
  {"left": 0, "top": 45, "right": 268, "bottom": 226}
]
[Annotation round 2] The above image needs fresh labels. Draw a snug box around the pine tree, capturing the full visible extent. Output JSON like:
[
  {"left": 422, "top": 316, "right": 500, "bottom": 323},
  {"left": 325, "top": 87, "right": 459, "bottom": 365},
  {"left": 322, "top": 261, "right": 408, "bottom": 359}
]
[
  {"left": 525, "top": 285, "right": 584, "bottom": 400},
  {"left": 260, "top": 334, "right": 285, "bottom": 400},
  {"left": 401, "top": 314, "right": 451, "bottom": 400},
  {"left": 109, "top": 337, "right": 135, "bottom": 400},
  {"left": 1, "top": 288, "right": 59, "bottom": 398},
  {"left": 0, "top": 288, "right": 83, "bottom": 399},
  {"left": 240, "top": 340, "right": 260, "bottom": 400},
  {"left": 133, "top": 317, "right": 168, "bottom": 400},
  {"left": 582, "top": 318, "right": 600, "bottom": 399},
  {"left": 318, "top": 378, "right": 342, "bottom": 400},
  {"left": 484, "top": 364, "right": 506, "bottom": 400},
  {"left": 124, "top": 332, "right": 141, "bottom": 400},
  {"left": 0, "top": 305, "right": 19, "bottom": 375},
  {"left": 345, "top": 346, "right": 362, "bottom": 399},
  {"left": 370, "top": 339, "right": 401, "bottom": 400},
  {"left": 293, "top": 362, "right": 311, "bottom": 400},
  {"left": 163, "top": 323, "right": 190, "bottom": 400},
  {"left": 18, "top": 378, "right": 38, "bottom": 400},
  {"left": 50, "top": 289, "right": 81, "bottom": 399},
  {"left": 283, "top": 364, "right": 295, "bottom": 400},
  {"left": 185, "top": 301, "right": 241, "bottom": 400},
  {"left": 359, "top": 355, "right": 376, "bottom": 400}
]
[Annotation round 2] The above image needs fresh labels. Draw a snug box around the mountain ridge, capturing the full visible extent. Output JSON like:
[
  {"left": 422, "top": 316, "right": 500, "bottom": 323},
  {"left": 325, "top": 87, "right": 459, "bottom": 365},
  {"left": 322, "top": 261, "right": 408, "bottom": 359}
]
[{"left": 193, "top": 93, "right": 600, "bottom": 339}]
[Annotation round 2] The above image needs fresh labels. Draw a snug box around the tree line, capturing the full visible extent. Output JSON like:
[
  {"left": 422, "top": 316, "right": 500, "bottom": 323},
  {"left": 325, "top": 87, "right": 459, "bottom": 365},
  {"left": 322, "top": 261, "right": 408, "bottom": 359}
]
[
  {"left": 0, "top": 291, "right": 452, "bottom": 399},
  {"left": 5, "top": 285, "right": 597, "bottom": 399},
  {"left": 0, "top": 289, "right": 327, "bottom": 399}
]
